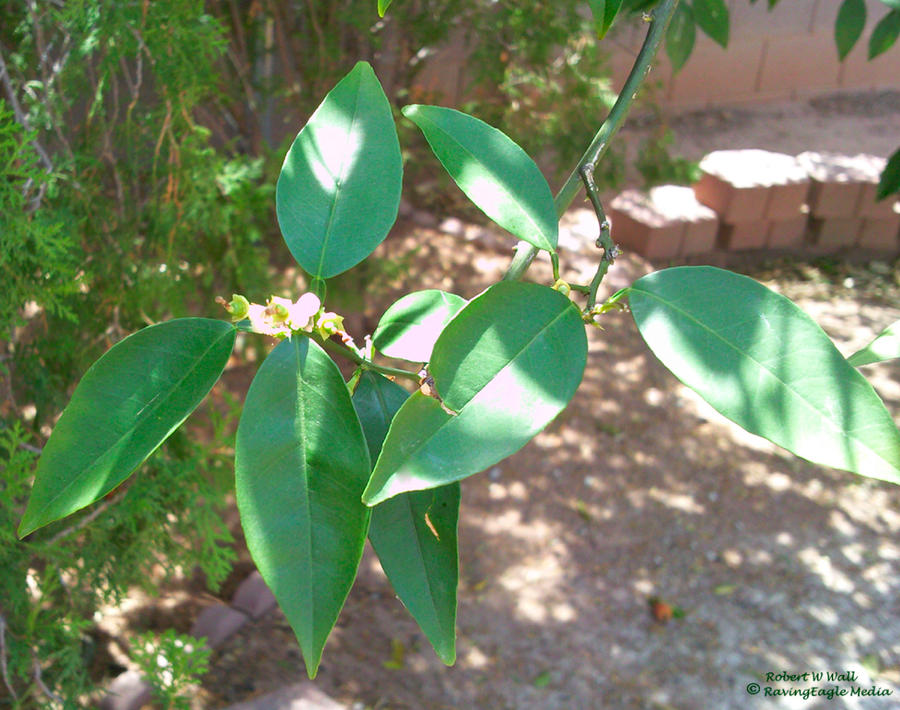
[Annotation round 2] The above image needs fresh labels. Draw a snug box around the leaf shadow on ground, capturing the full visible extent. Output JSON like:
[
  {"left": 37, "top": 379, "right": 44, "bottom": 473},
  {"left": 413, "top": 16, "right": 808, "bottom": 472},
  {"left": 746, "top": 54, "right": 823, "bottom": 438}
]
[{"left": 184, "top": 225, "right": 900, "bottom": 710}]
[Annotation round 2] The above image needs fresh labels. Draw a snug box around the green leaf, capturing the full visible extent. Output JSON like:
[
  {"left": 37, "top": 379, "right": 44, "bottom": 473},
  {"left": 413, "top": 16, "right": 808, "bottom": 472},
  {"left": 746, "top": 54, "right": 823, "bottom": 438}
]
[
  {"left": 373, "top": 290, "right": 467, "bottom": 362},
  {"left": 876, "top": 147, "right": 900, "bottom": 200},
  {"left": 835, "top": 0, "right": 867, "bottom": 59},
  {"left": 378, "top": 0, "right": 393, "bottom": 16},
  {"left": 276, "top": 61, "right": 402, "bottom": 280},
  {"left": 352, "top": 372, "right": 459, "bottom": 665},
  {"left": 235, "top": 337, "right": 371, "bottom": 678},
  {"left": 666, "top": 2, "right": 696, "bottom": 73},
  {"left": 629, "top": 266, "right": 900, "bottom": 484},
  {"left": 362, "top": 281, "right": 586, "bottom": 505},
  {"left": 848, "top": 320, "right": 900, "bottom": 366},
  {"left": 589, "top": 0, "right": 625, "bottom": 38},
  {"left": 692, "top": 0, "right": 729, "bottom": 48},
  {"left": 402, "top": 105, "right": 558, "bottom": 252},
  {"left": 869, "top": 9, "right": 900, "bottom": 58},
  {"left": 18, "top": 318, "right": 234, "bottom": 538},
  {"left": 880, "top": 0, "right": 900, "bottom": 11}
]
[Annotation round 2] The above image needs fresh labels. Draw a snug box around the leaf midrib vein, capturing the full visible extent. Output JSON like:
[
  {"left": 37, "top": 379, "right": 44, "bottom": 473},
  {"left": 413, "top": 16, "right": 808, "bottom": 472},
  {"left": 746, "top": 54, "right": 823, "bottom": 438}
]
[
  {"left": 36, "top": 326, "right": 233, "bottom": 521},
  {"left": 420, "top": 114, "right": 554, "bottom": 250},
  {"left": 632, "top": 286, "right": 898, "bottom": 470}
]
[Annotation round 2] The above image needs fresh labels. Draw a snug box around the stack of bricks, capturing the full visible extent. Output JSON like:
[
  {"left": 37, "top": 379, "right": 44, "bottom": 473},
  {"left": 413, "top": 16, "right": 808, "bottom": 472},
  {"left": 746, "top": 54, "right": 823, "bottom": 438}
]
[
  {"left": 606, "top": 149, "right": 900, "bottom": 261},
  {"left": 693, "top": 150, "right": 810, "bottom": 250},
  {"left": 607, "top": 185, "right": 718, "bottom": 260},
  {"left": 798, "top": 152, "right": 900, "bottom": 252}
]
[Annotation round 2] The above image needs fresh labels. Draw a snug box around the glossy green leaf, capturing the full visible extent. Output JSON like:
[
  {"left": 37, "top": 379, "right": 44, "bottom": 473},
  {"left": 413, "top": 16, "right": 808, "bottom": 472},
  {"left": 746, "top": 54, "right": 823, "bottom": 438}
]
[
  {"left": 352, "top": 372, "right": 459, "bottom": 665},
  {"left": 876, "top": 147, "right": 900, "bottom": 200},
  {"left": 629, "top": 266, "right": 900, "bottom": 484},
  {"left": 377, "top": 0, "right": 393, "bottom": 16},
  {"left": 589, "top": 0, "right": 625, "bottom": 38},
  {"left": 402, "top": 104, "right": 558, "bottom": 252},
  {"left": 362, "top": 281, "right": 586, "bottom": 505},
  {"left": 848, "top": 320, "right": 900, "bottom": 366},
  {"left": 880, "top": 0, "right": 900, "bottom": 11},
  {"left": 692, "top": 0, "right": 729, "bottom": 48},
  {"left": 869, "top": 9, "right": 900, "bottom": 59},
  {"left": 666, "top": 2, "right": 696, "bottom": 73},
  {"left": 373, "top": 290, "right": 467, "bottom": 362},
  {"left": 276, "top": 61, "right": 402, "bottom": 280},
  {"left": 235, "top": 337, "right": 371, "bottom": 678},
  {"left": 18, "top": 318, "right": 234, "bottom": 538},
  {"left": 836, "top": 0, "right": 867, "bottom": 59}
]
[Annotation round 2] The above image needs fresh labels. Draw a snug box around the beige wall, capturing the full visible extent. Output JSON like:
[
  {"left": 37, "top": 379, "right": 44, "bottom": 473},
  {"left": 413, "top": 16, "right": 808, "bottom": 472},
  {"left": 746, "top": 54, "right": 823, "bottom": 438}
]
[
  {"left": 414, "top": 1, "right": 900, "bottom": 109},
  {"left": 609, "top": 0, "right": 900, "bottom": 106}
]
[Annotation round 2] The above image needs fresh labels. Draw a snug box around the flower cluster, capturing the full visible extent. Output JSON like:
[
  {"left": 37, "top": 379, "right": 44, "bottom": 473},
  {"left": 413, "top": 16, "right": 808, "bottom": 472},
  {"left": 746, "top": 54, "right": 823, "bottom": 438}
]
[{"left": 216, "top": 293, "right": 350, "bottom": 343}]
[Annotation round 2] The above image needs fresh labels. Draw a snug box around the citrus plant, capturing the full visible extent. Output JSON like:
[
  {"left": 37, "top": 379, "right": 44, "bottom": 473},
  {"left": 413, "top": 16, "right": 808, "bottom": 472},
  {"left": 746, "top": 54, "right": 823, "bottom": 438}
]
[{"left": 16, "top": 0, "right": 900, "bottom": 682}]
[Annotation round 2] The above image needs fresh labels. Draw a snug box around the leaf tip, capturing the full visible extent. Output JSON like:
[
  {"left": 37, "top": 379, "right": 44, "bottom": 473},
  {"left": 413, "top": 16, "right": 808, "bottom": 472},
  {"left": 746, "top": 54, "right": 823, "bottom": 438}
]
[
  {"left": 17, "top": 518, "right": 36, "bottom": 540},
  {"left": 361, "top": 486, "right": 383, "bottom": 507},
  {"left": 437, "top": 644, "right": 456, "bottom": 666},
  {"left": 17, "top": 501, "right": 48, "bottom": 539}
]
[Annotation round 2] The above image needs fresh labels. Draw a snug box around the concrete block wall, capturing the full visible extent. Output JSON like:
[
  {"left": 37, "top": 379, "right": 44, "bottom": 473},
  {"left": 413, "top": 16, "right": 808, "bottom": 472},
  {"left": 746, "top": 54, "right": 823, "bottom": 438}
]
[
  {"left": 607, "top": 0, "right": 900, "bottom": 106},
  {"left": 416, "top": 1, "right": 900, "bottom": 110},
  {"left": 608, "top": 150, "right": 900, "bottom": 261}
]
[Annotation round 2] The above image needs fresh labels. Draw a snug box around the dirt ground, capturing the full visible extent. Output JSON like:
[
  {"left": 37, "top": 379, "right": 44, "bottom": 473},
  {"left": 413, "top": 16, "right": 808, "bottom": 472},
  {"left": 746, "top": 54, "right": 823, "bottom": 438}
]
[{"left": 116, "top": 91, "right": 900, "bottom": 709}]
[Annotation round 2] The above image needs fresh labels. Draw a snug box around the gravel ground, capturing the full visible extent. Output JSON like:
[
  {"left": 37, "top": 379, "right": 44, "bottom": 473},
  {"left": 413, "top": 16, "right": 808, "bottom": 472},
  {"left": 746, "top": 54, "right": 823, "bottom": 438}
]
[
  {"left": 99, "top": 89, "right": 900, "bottom": 710},
  {"left": 202, "top": 253, "right": 900, "bottom": 710}
]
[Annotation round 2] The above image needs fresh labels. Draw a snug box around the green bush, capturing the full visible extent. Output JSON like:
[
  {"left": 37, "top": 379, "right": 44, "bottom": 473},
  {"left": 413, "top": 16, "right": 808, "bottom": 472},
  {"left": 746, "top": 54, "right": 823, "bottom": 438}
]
[
  {"left": 1, "top": 410, "right": 235, "bottom": 706},
  {"left": 0, "top": 103, "right": 79, "bottom": 347},
  {"left": 5, "top": 1, "right": 898, "bottom": 705},
  {"left": 1, "top": 0, "right": 273, "bottom": 422}
]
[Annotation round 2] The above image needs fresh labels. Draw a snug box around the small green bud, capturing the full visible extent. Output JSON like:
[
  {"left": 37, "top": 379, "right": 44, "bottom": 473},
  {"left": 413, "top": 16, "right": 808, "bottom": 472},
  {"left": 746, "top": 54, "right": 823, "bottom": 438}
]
[
  {"left": 316, "top": 311, "right": 345, "bottom": 339},
  {"left": 217, "top": 294, "right": 250, "bottom": 321},
  {"left": 552, "top": 279, "right": 571, "bottom": 297},
  {"left": 270, "top": 303, "right": 290, "bottom": 322},
  {"left": 229, "top": 294, "right": 250, "bottom": 320}
]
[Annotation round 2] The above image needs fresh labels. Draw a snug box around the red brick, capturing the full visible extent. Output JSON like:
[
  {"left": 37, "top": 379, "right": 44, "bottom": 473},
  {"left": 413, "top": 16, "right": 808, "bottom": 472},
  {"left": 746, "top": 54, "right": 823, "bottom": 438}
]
[
  {"left": 766, "top": 181, "right": 810, "bottom": 220},
  {"left": 99, "top": 671, "right": 153, "bottom": 710},
  {"left": 231, "top": 571, "right": 277, "bottom": 620},
  {"left": 694, "top": 173, "right": 770, "bottom": 223},
  {"left": 767, "top": 215, "right": 809, "bottom": 249},
  {"left": 190, "top": 603, "right": 249, "bottom": 649},
  {"left": 609, "top": 206, "right": 683, "bottom": 260},
  {"left": 719, "top": 220, "right": 770, "bottom": 250},
  {"left": 609, "top": 210, "right": 684, "bottom": 259},
  {"left": 609, "top": 186, "right": 718, "bottom": 260},
  {"left": 809, "top": 217, "right": 863, "bottom": 251},
  {"left": 682, "top": 219, "right": 719, "bottom": 256},
  {"left": 797, "top": 151, "right": 877, "bottom": 217},
  {"left": 806, "top": 180, "right": 864, "bottom": 218},
  {"left": 695, "top": 150, "right": 809, "bottom": 222},
  {"left": 857, "top": 215, "right": 900, "bottom": 251},
  {"left": 857, "top": 181, "right": 898, "bottom": 219}
]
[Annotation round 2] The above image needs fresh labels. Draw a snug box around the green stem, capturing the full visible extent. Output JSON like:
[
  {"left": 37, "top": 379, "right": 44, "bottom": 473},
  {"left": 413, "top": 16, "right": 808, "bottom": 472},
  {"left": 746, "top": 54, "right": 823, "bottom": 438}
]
[
  {"left": 503, "top": 0, "right": 679, "bottom": 282},
  {"left": 314, "top": 333, "right": 420, "bottom": 383},
  {"left": 580, "top": 162, "right": 619, "bottom": 309}
]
